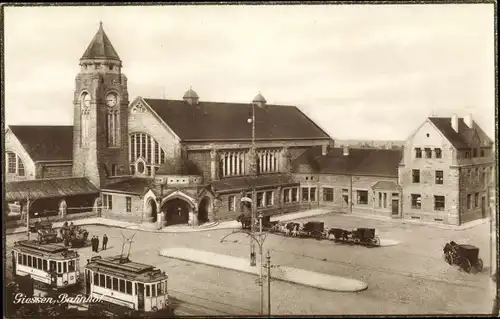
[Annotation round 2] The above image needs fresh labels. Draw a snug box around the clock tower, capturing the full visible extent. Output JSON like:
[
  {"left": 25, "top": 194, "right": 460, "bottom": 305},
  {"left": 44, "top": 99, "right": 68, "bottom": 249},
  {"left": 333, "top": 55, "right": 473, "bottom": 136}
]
[{"left": 73, "top": 22, "right": 130, "bottom": 188}]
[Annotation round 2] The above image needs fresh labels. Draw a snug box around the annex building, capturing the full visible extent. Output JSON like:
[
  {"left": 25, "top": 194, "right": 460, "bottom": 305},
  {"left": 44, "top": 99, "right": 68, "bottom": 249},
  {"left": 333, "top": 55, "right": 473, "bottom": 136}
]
[{"left": 5, "top": 23, "right": 495, "bottom": 227}]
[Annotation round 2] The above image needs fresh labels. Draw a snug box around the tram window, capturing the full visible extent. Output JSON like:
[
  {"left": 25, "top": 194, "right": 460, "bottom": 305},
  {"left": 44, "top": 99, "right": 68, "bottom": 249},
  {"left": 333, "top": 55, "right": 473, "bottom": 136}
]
[
  {"left": 57, "top": 262, "right": 61, "bottom": 273},
  {"left": 50, "top": 261, "right": 56, "bottom": 272},
  {"left": 157, "top": 282, "right": 163, "bottom": 295},
  {"left": 43, "top": 259, "right": 48, "bottom": 271},
  {"left": 17, "top": 253, "right": 22, "bottom": 264},
  {"left": 94, "top": 273, "right": 99, "bottom": 285},
  {"left": 100, "top": 274, "right": 105, "bottom": 287},
  {"left": 126, "top": 281, "right": 132, "bottom": 295},
  {"left": 106, "top": 276, "right": 111, "bottom": 289},
  {"left": 119, "top": 279, "right": 125, "bottom": 293},
  {"left": 152, "top": 284, "right": 156, "bottom": 297},
  {"left": 112, "top": 278, "right": 118, "bottom": 291},
  {"left": 23, "top": 254, "right": 27, "bottom": 266},
  {"left": 146, "top": 285, "right": 150, "bottom": 297},
  {"left": 68, "top": 260, "right": 75, "bottom": 272},
  {"left": 63, "top": 262, "right": 67, "bottom": 273},
  {"left": 38, "top": 258, "right": 43, "bottom": 270},
  {"left": 28, "top": 256, "right": 32, "bottom": 267}
]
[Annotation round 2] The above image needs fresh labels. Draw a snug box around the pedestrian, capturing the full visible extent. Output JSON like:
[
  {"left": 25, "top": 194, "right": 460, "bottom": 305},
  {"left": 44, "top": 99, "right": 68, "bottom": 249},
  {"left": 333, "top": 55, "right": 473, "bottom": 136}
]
[
  {"left": 91, "top": 236, "right": 96, "bottom": 252},
  {"left": 102, "top": 234, "right": 108, "bottom": 250},
  {"left": 96, "top": 236, "right": 100, "bottom": 253}
]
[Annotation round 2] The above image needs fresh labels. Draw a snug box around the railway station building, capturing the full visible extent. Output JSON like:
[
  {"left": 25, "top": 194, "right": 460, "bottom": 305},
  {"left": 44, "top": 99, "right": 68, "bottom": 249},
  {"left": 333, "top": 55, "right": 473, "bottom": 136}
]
[{"left": 4, "top": 23, "right": 495, "bottom": 227}]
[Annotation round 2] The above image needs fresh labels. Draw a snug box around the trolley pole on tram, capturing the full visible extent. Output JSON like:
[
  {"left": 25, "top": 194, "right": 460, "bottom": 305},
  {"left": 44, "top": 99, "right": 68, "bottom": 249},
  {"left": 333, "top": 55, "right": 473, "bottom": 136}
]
[{"left": 26, "top": 194, "right": 31, "bottom": 241}]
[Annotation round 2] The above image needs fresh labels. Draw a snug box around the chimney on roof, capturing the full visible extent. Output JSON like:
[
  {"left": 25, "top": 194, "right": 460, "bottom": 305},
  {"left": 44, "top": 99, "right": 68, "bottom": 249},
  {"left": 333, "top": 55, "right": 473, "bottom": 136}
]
[
  {"left": 465, "top": 113, "right": 473, "bottom": 128},
  {"left": 343, "top": 145, "right": 349, "bottom": 156},
  {"left": 321, "top": 144, "right": 328, "bottom": 156},
  {"left": 451, "top": 114, "right": 459, "bottom": 133}
]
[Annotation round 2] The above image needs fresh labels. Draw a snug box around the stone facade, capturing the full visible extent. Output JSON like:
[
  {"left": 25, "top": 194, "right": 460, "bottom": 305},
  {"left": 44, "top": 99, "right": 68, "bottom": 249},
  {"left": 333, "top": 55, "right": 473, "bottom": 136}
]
[
  {"left": 37, "top": 163, "right": 73, "bottom": 179},
  {"left": 5, "top": 129, "right": 36, "bottom": 182}
]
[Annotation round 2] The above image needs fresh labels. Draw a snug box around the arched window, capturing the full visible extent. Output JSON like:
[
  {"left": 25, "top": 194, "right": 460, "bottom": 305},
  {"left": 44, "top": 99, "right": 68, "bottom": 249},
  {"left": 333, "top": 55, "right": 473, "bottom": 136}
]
[
  {"left": 129, "top": 133, "right": 167, "bottom": 175},
  {"left": 6, "top": 151, "right": 25, "bottom": 176},
  {"left": 80, "top": 92, "right": 91, "bottom": 146},
  {"left": 107, "top": 109, "right": 119, "bottom": 147},
  {"left": 257, "top": 150, "right": 279, "bottom": 174},
  {"left": 219, "top": 151, "right": 245, "bottom": 178}
]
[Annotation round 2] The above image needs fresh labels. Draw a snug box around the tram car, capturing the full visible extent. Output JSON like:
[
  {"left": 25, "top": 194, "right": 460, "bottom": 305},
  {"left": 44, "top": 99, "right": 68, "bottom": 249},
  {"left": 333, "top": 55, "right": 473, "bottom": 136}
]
[
  {"left": 84, "top": 255, "right": 169, "bottom": 314},
  {"left": 11, "top": 240, "right": 81, "bottom": 292}
]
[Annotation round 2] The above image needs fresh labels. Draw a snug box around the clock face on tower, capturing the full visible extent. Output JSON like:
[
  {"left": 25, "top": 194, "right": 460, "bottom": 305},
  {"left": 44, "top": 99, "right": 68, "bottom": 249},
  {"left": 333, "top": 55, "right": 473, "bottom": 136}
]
[{"left": 106, "top": 93, "right": 118, "bottom": 107}]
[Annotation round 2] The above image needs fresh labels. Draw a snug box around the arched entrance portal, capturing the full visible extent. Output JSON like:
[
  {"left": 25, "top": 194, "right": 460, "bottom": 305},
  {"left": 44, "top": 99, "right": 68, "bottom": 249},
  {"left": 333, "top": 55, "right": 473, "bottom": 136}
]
[
  {"left": 145, "top": 199, "right": 158, "bottom": 223},
  {"left": 198, "top": 197, "right": 211, "bottom": 224},
  {"left": 162, "top": 198, "right": 191, "bottom": 226}
]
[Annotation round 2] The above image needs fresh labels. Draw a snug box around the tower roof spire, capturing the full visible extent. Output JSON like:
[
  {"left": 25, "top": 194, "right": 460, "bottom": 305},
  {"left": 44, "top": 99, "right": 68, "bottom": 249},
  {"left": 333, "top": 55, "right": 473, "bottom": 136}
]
[{"left": 80, "top": 22, "right": 121, "bottom": 61}]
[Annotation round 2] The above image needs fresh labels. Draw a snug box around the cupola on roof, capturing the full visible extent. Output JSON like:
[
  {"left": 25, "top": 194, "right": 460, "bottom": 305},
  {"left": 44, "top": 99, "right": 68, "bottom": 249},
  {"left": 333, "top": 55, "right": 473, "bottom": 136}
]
[
  {"left": 183, "top": 87, "right": 199, "bottom": 99},
  {"left": 252, "top": 93, "right": 267, "bottom": 104},
  {"left": 80, "top": 22, "right": 121, "bottom": 61}
]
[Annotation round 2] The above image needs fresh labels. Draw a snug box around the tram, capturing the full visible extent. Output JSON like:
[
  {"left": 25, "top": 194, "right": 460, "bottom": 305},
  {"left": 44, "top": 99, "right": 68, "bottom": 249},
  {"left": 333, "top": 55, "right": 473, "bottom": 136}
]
[
  {"left": 84, "top": 255, "right": 169, "bottom": 313},
  {"left": 12, "top": 240, "right": 81, "bottom": 291}
]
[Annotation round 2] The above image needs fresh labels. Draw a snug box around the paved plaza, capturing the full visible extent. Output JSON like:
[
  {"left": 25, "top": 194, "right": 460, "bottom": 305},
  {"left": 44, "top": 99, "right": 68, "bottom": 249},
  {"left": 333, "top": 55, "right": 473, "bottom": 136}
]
[{"left": 5, "top": 212, "right": 495, "bottom": 315}]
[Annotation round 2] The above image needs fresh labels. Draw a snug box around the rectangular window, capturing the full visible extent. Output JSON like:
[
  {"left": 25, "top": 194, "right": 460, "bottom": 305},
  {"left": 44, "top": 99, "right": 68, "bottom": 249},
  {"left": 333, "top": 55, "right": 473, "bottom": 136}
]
[
  {"left": 100, "top": 274, "right": 106, "bottom": 287},
  {"left": 257, "top": 192, "right": 264, "bottom": 208},
  {"left": 68, "top": 260, "right": 75, "bottom": 272},
  {"left": 291, "top": 188, "right": 298, "bottom": 202},
  {"left": 111, "top": 164, "right": 118, "bottom": 176},
  {"left": 126, "top": 281, "right": 132, "bottom": 295},
  {"left": 284, "top": 189, "right": 291, "bottom": 203},
  {"left": 63, "top": 262, "right": 67, "bottom": 273},
  {"left": 482, "top": 170, "right": 486, "bottom": 185},
  {"left": 265, "top": 191, "right": 273, "bottom": 206},
  {"left": 356, "top": 190, "right": 368, "bottom": 205},
  {"left": 474, "top": 193, "right": 479, "bottom": 207},
  {"left": 119, "top": 279, "right": 125, "bottom": 293},
  {"left": 112, "top": 277, "right": 118, "bottom": 291},
  {"left": 310, "top": 188, "right": 316, "bottom": 202},
  {"left": 27, "top": 255, "right": 32, "bottom": 267},
  {"left": 434, "top": 148, "right": 442, "bottom": 159},
  {"left": 434, "top": 196, "right": 445, "bottom": 211},
  {"left": 152, "top": 284, "right": 156, "bottom": 297},
  {"left": 32, "top": 257, "right": 37, "bottom": 269},
  {"left": 467, "top": 194, "right": 472, "bottom": 210},
  {"left": 17, "top": 253, "right": 22, "bottom": 265},
  {"left": 473, "top": 148, "right": 477, "bottom": 157},
  {"left": 465, "top": 151, "right": 470, "bottom": 159},
  {"left": 50, "top": 261, "right": 56, "bottom": 272},
  {"left": 301, "top": 188, "right": 309, "bottom": 201},
  {"left": 424, "top": 148, "right": 432, "bottom": 158},
  {"left": 126, "top": 197, "right": 132, "bottom": 213},
  {"left": 107, "top": 195, "right": 113, "bottom": 210},
  {"left": 323, "top": 188, "right": 334, "bottom": 202},
  {"left": 42, "top": 259, "right": 48, "bottom": 271},
  {"left": 383, "top": 193, "right": 387, "bottom": 208},
  {"left": 18, "top": 160, "right": 25, "bottom": 176},
  {"left": 94, "top": 273, "right": 99, "bottom": 286},
  {"left": 228, "top": 195, "right": 235, "bottom": 211},
  {"left": 378, "top": 192, "right": 382, "bottom": 208},
  {"left": 158, "top": 282, "right": 164, "bottom": 295},
  {"left": 480, "top": 149, "right": 485, "bottom": 157},
  {"left": 7, "top": 153, "right": 17, "bottom": 173},
  {"left": 415, "top": 148, "right": 422, "bottom": 158},
  {"left": 146, "top": 285, "right": 150, "bottom": 297},
  {"left": 475, "top": 168, "right": 479, "bottom": 182},
  {"left": 435, "top": 170, "right": 444, "bottom": 185},
  {"left": 106, "top": 276, "right": 112, "bottom": 289},
  {"left": 412, "top": 169, "right": 420, "bottom": 183},
  {"left": 411, "top": 194, "right": 422, "bottom": 209}
]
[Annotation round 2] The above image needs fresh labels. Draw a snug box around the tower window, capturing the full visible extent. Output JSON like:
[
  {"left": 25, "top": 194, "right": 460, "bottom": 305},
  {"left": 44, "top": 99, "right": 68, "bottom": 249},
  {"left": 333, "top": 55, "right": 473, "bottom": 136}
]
[{"left": 107, "top": 110, "right": 119, "bottom": 147}]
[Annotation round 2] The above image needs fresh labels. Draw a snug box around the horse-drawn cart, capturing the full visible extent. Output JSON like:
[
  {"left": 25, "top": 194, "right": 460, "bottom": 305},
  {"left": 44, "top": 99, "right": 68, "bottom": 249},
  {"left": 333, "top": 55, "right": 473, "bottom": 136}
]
[
  {"left": 443, "top": 241, "right": 483, "bottom": 273},
  {"left": 328, "top": 227, "right": 380, "bottom": 247},
  {"left": 301, "top": 221, "right": 326, "bottom": 239}
]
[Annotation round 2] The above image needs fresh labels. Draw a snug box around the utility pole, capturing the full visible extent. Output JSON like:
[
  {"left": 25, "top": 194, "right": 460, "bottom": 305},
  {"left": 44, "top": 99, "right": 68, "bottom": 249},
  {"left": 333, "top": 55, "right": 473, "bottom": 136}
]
[
  {"left": 26, "top": 194, "right": 31, "bottom": 241},
  {"left": 258, "top": 212, "right": 264, "bottom": 315},
  {"left": 267, "top": 250, "right": 271, "bottom": 316},
  {"left": 249, "top": 102, "right": 257, "bottom": 267}
]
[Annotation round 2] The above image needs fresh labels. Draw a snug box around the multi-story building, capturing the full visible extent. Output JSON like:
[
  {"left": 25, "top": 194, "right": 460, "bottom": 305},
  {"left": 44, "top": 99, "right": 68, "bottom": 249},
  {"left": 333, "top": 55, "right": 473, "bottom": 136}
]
[{"left": 398, "top": 115, "right": 494, "bottom": 225}]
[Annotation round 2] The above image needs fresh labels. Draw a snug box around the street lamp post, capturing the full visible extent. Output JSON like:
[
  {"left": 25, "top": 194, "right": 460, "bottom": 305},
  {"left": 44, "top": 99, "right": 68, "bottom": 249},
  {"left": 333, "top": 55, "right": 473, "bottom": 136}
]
[{"left": 248, "top": 102, "right": 257, "bottom": 267}]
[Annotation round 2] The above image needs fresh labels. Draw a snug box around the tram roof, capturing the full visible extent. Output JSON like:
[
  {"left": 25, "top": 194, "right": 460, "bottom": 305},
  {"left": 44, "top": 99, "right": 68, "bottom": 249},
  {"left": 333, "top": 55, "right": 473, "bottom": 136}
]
[
  {"left": 13, "top": 240, "right": 79, "bottom": 259},
  {"left": 85, "top": 255, "right": 168, "bottom": 283}
]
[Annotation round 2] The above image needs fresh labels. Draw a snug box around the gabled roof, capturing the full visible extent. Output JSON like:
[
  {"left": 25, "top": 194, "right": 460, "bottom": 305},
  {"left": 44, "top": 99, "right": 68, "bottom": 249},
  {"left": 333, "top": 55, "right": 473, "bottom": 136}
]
[
  {"left": 9, "top": 125, "right": 74, "bottom": 162},
  {"left": 293, "top": 146, "right": 402, "bottom": 178},
  {"left": 81, "top": 22, "right": 121, "bottom": 61},
  {"left": 428, "top": 117, "right": 493, "bottom": 150},
  {"left": 6, "top": 178, "right": 98, "bottom": 202},
  {"left": 210, "top": 174, "right": 298, "bottom": 194},
  {"left": 102, "top": 178, "right": 156, "bottom": 195},
  {"left": 143, "top": 98, "right": 331, "bottom": 141}
]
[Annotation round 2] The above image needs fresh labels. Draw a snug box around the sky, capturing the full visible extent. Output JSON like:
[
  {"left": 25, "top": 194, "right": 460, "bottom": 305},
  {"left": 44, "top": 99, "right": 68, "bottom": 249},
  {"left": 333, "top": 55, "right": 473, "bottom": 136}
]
[{"left": 3, "top": 4, "right": 496, "bottom": 140}]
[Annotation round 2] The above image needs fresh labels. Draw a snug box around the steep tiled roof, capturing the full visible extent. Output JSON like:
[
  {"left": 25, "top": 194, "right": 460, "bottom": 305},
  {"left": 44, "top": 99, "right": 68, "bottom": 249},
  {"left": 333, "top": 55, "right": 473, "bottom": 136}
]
[
  {"left": 143, "top": 99, "right": 331, "bottom": 141},
  {"left": 156, "top": 157, "right": 202, "bottom": 175},
  {"left": 9, "top": 125, "right": 74, "bottom": 162},
  {"left": 293, "top": 146, "right": 402, "bottom": 178},
  {"left": 6, "top": 178, "right": 98, "bottom": 202},
  {"left": 81, "top": 23, "right": 121, "bottom": 61},
  {"left": 101, "top": 178, "right": 156, "bottom": 195},
  {"left": 428, "top": 117, "right": 493, "bottom": 150},
  {"left": 210, "top": 174, "right": 298, "bottom": 194}
]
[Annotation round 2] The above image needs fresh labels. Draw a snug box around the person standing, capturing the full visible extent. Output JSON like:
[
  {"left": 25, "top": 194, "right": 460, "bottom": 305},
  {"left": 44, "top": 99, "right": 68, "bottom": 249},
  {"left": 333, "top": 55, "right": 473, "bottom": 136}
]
[
  {"left": 91, "top": 236, "right": 96, "bottom": 252},
  {"left": 102, "top": 234, "right": 108, "bottom": 250},
  {"left": 95, "top": 236, "right": 100, "bottom": 253}
]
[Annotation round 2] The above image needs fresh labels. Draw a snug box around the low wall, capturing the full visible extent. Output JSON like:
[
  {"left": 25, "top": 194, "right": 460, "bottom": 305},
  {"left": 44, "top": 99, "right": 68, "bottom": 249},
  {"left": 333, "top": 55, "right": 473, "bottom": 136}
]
[{"left": 5, "top": 211, "right": 97, "bottom": 229}]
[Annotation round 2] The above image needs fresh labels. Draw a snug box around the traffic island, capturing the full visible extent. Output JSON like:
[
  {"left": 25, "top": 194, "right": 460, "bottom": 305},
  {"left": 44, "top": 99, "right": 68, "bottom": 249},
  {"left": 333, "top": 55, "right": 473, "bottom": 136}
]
[{"left": 160, "top": 248, "right": 368, "bottom": 292}]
